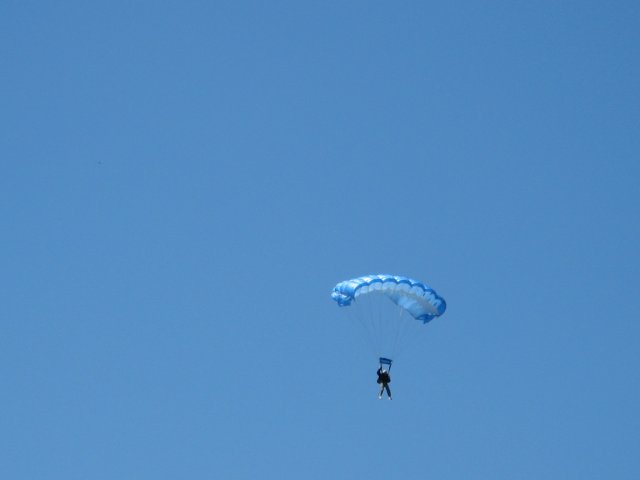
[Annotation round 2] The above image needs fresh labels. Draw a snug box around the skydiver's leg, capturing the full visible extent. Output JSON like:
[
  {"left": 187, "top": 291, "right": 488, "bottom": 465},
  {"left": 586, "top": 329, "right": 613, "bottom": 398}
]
[
  {"left": 385, "top": 384, "right": 392, "bottom": 399},
  {"left": 379, "top": 386, "right": 384, "bottom": 399}
]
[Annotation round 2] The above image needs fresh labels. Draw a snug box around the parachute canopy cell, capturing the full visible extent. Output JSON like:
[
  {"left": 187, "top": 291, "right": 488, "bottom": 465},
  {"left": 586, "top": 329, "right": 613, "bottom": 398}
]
[{"left": 331, "top": 274, "right": 446, "bottom": 324}]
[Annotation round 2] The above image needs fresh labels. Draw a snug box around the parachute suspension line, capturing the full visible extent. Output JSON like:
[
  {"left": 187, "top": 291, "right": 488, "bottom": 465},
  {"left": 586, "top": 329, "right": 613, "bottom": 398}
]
[
  {"left": 401, "top": 310, "right": 415, "bottom": 351},
  {"left": 371, "top": 292, "right": 385, "bottom": 357},
  {"left": 353, "top": 292, "right": 427, "bottom": 363},
  {"left": 351, "top": 297, "right": 378, "bottom": 359},
  {"left": 397, "top": 308, "right": 422, "bottom": 360},
  {"left": 374, "top": 291, "right": 390, "bottom": 358},
  {"left": 372, "top": 291, "right": 395, "bottom": 360},
  {"left": 365, "top": 292, "right": 380, "bottom": 356},
  {"left": 398, "top": 311, "right": 419, "bottom": 355},
  {"left": 389, "top": 303, "right": 405, "bottom": 359},
  {"left": 366, "top": 294, "right": 382, "bottom": 357},
  {"left": 332, "top": 274, "right": 447, "bottom": 367},
  {"left": 371, "top": 292, "right": 383, "bottom": 356},
  {"left": 354, "top": 291, "right": 392, "bottom": 361},
  {"left": 366, "top": 291, "right": 407, "bottom": 361}
]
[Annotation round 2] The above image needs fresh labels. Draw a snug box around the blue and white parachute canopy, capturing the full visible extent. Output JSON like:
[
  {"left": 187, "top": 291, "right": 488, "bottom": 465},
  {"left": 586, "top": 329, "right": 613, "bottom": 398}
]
[{"left": 331, "top": 274, "right": 446, "bottom": 324}]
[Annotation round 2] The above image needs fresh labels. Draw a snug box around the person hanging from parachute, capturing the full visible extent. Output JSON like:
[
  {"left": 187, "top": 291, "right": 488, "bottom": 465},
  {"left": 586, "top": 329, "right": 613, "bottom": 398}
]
[
  {"left": 377, "top": 358, "right": 392, "bottom": 399},
  {"left": 331, "top": 275, "right": 447, "bottom": 399}
]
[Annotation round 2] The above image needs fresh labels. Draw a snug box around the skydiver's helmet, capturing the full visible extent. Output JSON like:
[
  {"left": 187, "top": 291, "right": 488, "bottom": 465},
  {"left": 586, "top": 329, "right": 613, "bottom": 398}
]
[{"left": 381, "top": 369, "right": 387, "bottom": 374}]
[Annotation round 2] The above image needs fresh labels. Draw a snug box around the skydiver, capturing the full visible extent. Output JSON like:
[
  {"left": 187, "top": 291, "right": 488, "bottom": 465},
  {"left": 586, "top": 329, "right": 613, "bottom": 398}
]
[{"left": 377, "top": 367, "right": 392, "bottom": 400}]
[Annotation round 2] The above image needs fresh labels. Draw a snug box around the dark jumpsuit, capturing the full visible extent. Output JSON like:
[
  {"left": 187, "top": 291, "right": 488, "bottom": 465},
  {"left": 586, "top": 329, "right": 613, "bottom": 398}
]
[{"left": 377, "top": 367, "right": 392, "bottom": 399}]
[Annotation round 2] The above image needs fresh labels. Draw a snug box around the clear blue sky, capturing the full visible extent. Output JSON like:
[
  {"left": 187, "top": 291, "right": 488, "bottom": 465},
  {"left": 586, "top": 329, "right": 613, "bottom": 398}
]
[{"left": 2, "top": 1, "right": 639, "bottom": 478}]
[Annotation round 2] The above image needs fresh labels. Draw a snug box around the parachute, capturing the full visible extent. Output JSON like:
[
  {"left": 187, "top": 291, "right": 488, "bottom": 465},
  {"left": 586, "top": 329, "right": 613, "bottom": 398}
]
[{"left": 331, "top": 274, "right": 446, "bottom": 365}]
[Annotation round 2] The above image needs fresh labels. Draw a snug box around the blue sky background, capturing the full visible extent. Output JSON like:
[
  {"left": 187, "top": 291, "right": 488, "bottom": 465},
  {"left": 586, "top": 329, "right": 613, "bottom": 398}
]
[{"left": 2, "top": 1, "right": 639, "bottom": 478}]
